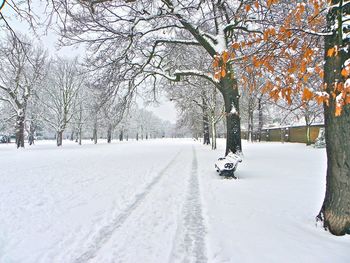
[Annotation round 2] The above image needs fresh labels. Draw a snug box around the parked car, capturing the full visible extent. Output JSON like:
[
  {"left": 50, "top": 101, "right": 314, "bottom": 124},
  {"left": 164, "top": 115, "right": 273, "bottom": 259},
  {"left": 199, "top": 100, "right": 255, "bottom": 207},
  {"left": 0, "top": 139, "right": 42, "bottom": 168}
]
[{"left": 0, "top": 135, "right": 9, "bottom": 143}]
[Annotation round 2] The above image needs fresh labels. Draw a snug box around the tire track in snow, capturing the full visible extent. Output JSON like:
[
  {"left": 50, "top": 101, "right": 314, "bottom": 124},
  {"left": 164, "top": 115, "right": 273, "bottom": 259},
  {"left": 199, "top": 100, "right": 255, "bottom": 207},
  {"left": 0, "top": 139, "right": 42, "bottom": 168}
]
[
  {"left": 74, "top": 150, "right": 182, "bottom": 263},
  {"left": 169, "top": 146, "right": 207, "bottom": 263}
]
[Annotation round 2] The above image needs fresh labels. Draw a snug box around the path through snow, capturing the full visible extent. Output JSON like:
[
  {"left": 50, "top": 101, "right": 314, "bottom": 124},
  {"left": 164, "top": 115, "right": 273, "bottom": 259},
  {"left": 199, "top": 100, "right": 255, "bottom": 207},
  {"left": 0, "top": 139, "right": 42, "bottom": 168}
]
[
  {"left": 74, "top": 150, "right": 184, "bottom": 262},
  {"left": 169, "top": 147, "right": 207, "bottom": 263}
]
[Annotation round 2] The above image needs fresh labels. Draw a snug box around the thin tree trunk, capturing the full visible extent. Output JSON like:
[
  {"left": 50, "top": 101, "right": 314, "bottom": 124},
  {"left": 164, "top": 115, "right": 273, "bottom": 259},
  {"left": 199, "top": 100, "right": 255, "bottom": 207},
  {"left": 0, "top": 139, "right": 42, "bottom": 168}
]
[
  {"left": 220, "top": 77, "right": 242, "bottom": 155},
  {"left": 306, "top": 125, "right": 311, "bottom": 146},
  {"left": 202, "top": 97, "right": 210, "bottom": 145},
  {"left": 15, "top": 114, "right": 25, "bottom": 148},
  {"left": 119, "top": 129, "right": 124, "bottom": 141},
  {"left": 77, "top": 103, "right": 83, "bottom": 145},
  {"left": 211, "top": 120, "right": 217, "bottom": 150},
  {"left": 93, "top": 124, "right": 98, "bottom": 144},
  {"left": 107, "top": 124, "right": 113, "bottom": 143},
  {"left": 258, "top": 97, "right": 263, "bottom": 142},
  {"left": 248, "top": 102, "right": 253, "bottom": 142},
  {"left": 317, "top": 3, "right": 350, "bottom": 236},
  {"left": 28, "top": 121, "right": 36, "bottom": 146},
  {"left": 78, "top": 126, "right": 82, "bottom": 145},
  {"left": 203, "top": 114, "right": 210, "bottom": 145},
  {"left": 56, "top": 130, "right": 63, "bottom": 147}
]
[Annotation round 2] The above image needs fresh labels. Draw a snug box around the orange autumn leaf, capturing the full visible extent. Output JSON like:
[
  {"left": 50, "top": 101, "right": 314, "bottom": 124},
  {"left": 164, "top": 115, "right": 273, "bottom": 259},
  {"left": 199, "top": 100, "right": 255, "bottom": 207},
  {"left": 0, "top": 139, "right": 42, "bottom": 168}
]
[
  {"left": 221, "top": 68, "right": 226, "bottom": 78},
  {"left": 327, "top": 47, "right": 337, "bottom": 57},
  {"left": 300, "top": 61, "right": 307, "bottom": 73},
  {"left": 245, "top": 4, "right": 251, "bottom": 12},
  {"left": 315, "top": 96, "right": 324, "bottom": 105},
  {"left": 302, "top": 88, "right": 313, "bottom": 101},
  {"left": 263, "top": 30, "right": 269, "bottom": 41},
  {"left": 222, "top": 51, "right": 229, "bottom": 63},
  {"left": 214, "top": 71, "right": 221, "bottom": 80},
  {"left": 335, "top": 105, "right": 342, "bottom": 116},
  {"left": 341, "top": 66, "right": 350, "bottom": 78},
  {"left": 326, "top": 48, "right": 333, "bottom": 57},
  {"left": 345, "top": 95, "right": 350, "bottom": 104},
  {"left": 267, "top": 0, "right": 279, "bottom": 8},
  {"left": 232, "top": 42, "right": 240, "bottom": 49},
  {"left": 303, "top": 75, "right": 309, "bottom": 82},
  {"left": 319, "top": 70, "right": 324, "bottom": 79}
]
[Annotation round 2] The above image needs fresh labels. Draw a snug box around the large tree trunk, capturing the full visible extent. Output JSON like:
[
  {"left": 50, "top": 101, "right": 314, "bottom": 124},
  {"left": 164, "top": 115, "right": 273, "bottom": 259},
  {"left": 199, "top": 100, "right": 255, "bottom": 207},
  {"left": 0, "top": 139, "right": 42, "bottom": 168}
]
[
  {"left": 56, "top": 130, "right": 63, "bottom": 147},
  {"left": 317, "top": 3, "right": 350, "bottom": 236},
  {"left": 15, "top": 113, "right": 25, "bottom": 148},
  {"left": 220, "top": 77, "right": 242, "bottom": 155}
]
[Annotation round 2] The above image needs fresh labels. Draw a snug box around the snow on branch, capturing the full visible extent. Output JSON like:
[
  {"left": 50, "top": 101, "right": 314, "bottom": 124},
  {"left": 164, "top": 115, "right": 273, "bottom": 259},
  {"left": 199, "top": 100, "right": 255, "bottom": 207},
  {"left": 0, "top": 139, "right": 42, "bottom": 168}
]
[
  {"left": 173, "top": 69, "right": 220, "bottom": 85},
  {"left": 154, "top": 39, "right": 200, "bottom": 46},
  {"left": 145, "top": 69, "right": 219, "bottom": 86}
]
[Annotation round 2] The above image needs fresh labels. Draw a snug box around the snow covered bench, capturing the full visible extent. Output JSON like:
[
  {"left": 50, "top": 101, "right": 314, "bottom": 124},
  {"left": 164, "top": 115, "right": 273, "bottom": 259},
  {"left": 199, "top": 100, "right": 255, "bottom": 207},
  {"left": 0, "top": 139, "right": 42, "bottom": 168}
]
[{"left": 215, "top": 152, "right": 242, "bottom": 178}]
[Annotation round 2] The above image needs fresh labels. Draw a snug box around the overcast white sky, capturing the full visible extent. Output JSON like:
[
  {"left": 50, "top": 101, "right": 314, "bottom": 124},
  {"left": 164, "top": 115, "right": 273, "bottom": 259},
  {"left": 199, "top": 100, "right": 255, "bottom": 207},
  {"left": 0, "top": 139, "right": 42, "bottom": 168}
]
[
  {"left": 1, "top": 1, "right": 178, "bottom": 124},
  {"left": 145, "top": 99, "right": 178, "bottom": 124}
]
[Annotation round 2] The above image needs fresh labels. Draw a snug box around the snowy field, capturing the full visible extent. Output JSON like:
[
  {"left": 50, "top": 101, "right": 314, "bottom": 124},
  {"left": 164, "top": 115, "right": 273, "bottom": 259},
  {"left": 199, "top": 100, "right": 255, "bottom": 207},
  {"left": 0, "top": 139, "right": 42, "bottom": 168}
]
[{"left": 0, "top": 139, "right": 349, "bottom": 263}]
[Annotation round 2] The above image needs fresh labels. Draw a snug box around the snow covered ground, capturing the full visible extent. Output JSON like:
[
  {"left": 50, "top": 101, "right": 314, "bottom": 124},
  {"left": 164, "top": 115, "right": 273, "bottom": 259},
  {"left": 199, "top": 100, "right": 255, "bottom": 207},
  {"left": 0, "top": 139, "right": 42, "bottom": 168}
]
[{"left": 0, "top": 139, "right": 349, "bottom": 263}]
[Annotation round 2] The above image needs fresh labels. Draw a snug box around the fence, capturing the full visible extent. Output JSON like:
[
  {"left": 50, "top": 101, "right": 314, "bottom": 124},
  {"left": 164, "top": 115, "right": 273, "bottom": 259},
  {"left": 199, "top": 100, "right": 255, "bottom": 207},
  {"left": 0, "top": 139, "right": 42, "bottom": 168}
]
[{"left": 241, "top": 124, "right": 324, "bottom": 144}]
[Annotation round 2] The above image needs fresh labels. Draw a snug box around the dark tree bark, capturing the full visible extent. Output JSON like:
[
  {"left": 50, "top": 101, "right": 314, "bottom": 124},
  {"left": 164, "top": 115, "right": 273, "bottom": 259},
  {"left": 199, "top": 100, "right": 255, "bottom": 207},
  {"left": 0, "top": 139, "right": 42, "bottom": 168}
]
[
  {"left": 78, "top": 127, "right": 82, "bottom": 145},
  {"left": 211, "top": 120, "right": 217, "bottom": 150},
  {"left": 258, "top": 97, "right": 263, "bottom": 142},
  {"left": 28, "top": 123, "right": 36, "bottom": 146},
  {"left": 219, "top": 76, "right": 242, "bottom": 155},
  {"left": 202, "top": 98, "right": 210, "bottom": 145},
  {"left": 93, "top": 124, "right": 98, "bottom": 144},
  {"left": 247, "top": 99, "right": 254, "bottom": 142},
  {"left": 317, "top": 2, "right": 350, "bottom": 236},
  {"left": 306, "top": 124, "right": 311, "bottom": 146},
  {"left": 119, "top": 129, "right": 124, "bottom": 141},
  {"left": 56, "top": 130, "right": 63, "bottom": 146},
  {"left": 107, "top": 124, "right": 113, "bottom": 143},
  {"left": 15, "top": 114, "right": 25, "bottom": 148},
  {"left": 305, "top": 113, "right": 312, "bottom": 146}
]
